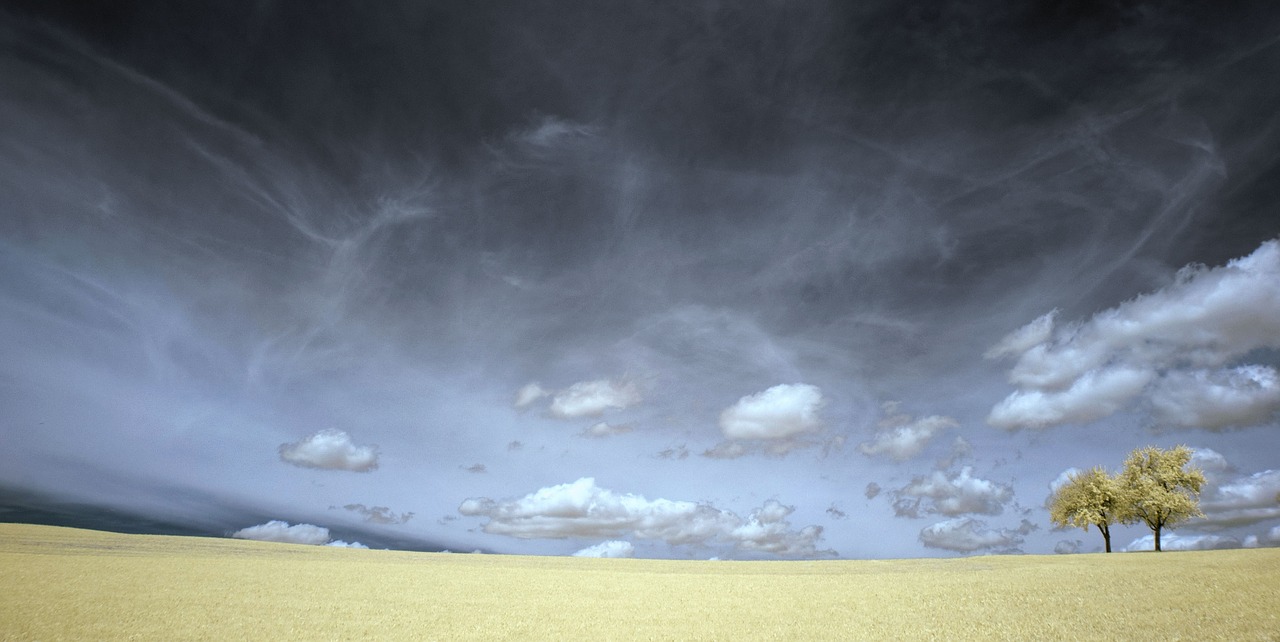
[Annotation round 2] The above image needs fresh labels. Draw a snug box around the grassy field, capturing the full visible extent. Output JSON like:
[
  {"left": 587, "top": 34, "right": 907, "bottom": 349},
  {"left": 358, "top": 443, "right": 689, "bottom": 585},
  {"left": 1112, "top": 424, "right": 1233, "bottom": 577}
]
[{"left": 1, "top": 523, "right": 1277, "bottom": 640}]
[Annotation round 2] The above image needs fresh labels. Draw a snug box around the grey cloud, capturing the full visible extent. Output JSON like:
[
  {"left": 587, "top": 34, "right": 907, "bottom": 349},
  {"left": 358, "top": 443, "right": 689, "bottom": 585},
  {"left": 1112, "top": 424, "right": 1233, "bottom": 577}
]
[
  {"left": 342, "top": 504, "right": 413, "bottom": 525},
  {"left": 864, "top": 483, "right": 882, "bottom": 501},
  {"left": 857, "top": 403, "right": 958, "bottom": 462},
  {"left": 918, "top": 518, "right": 1024, "bottom": 554},
  {"left": 1053, "top": 539, "right": 1082, "bottom": 554},
  {"left": 1195, "top": 469, "right": 1280, "bottom": 530}
]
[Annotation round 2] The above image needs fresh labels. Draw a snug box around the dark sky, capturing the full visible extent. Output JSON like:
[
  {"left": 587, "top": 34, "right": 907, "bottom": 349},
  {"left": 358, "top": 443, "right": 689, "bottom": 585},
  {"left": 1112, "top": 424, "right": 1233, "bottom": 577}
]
[{"left": 2, "top": 0, "right": 1278, "bottom": 557}]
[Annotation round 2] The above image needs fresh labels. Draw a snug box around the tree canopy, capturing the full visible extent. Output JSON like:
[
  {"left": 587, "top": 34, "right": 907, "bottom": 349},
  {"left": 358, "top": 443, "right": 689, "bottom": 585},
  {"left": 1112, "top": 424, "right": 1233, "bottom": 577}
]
[
  {"left": 1048, "top": 466, "right": 1125, "bottom": 553},
  {"left": 1116, "top": 445, "right": 1205, "bottom": 552}
]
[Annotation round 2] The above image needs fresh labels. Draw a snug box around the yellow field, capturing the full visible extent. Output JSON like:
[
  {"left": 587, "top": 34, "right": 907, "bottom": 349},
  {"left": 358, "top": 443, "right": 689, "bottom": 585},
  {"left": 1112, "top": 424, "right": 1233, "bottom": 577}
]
[{"left": 1, "top": 523, "right": 1277, "bottom": 641}]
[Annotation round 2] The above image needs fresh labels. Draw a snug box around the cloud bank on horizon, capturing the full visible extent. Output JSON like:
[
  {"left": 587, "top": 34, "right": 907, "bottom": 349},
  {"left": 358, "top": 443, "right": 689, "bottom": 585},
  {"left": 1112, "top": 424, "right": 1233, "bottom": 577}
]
[{"left": 1, "top": 0, "right": 1278, "bottom": 559}]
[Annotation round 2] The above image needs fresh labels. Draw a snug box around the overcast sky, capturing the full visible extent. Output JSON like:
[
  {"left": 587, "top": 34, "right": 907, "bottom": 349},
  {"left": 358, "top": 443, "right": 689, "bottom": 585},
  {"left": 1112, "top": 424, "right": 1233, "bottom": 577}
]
[{"left": 2, "top": 1, "right": 1278, "bottom": 558}]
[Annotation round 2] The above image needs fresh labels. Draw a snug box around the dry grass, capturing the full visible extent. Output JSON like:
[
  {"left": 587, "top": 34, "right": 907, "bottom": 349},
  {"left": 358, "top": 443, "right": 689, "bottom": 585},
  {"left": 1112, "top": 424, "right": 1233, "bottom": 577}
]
[{"left": 2, "top": 523, "right": 1277, "bottom": 640}]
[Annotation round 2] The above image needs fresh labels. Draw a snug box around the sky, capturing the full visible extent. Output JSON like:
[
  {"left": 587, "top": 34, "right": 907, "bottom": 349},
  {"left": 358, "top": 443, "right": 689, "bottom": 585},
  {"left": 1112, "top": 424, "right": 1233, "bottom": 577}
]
[{"left": 1, "top": 1, "right": 1278, "bottom": 559}]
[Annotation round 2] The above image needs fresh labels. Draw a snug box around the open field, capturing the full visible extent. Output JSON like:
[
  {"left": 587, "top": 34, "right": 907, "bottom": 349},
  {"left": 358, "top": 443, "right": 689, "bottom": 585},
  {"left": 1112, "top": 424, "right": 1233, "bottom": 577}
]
[{"left": 2, "top": 523, "right": 1278, "bottom": 640}]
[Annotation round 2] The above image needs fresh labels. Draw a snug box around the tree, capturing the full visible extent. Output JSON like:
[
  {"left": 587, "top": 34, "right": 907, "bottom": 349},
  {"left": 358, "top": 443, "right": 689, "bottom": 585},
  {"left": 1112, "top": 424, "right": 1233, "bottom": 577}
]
[
  {"left": 1049, "top": 467, "right": 1126, "bottom": 553},
  {"left": 1117, "top": 445, "right": 1205, "bottom": 552}
]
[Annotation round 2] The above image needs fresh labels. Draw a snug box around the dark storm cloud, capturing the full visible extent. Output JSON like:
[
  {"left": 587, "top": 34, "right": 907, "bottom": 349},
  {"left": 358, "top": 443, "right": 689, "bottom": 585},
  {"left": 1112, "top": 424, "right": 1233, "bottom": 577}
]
[{"left": 3, "top": 0, "right": 1278, "bottom": 557}]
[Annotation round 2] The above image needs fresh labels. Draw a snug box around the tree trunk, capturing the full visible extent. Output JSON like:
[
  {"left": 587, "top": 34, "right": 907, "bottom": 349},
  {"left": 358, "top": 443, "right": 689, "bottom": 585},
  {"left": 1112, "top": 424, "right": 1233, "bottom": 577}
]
[
  {"left": 1098, "top": 523, "right": 1111, "bottom": 553},
  {"left": 1154, "top": 525, "right": 1162, "bottom": 552}
]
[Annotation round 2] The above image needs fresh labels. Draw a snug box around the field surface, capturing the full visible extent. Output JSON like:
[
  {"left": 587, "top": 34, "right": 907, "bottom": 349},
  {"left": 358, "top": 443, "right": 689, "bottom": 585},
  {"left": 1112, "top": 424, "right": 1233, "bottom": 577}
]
[{"left": 2, "top": 523, "right": 1278, "bottom": 640}]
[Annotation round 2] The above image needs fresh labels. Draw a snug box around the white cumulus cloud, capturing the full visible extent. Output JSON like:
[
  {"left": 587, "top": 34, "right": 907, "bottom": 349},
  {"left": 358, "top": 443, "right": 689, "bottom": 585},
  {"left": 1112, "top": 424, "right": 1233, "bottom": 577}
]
[
  {"left": 719, "top": 383, "right": 825, "bottom": 440},
  {"left": 986, "top": 239, "right": 1280, "bottom": 430},
  {"left": 572, "top": 540, "right": 636, "bottom": 558},
  {"left": 278, "top": 429, "right": 379, "bottom": 472},
  {"left": 458, "top": 477, "right": 832, "bottom": 557},
  {"left": 231, "top": 520, "right": 332, "bottom": 546}
]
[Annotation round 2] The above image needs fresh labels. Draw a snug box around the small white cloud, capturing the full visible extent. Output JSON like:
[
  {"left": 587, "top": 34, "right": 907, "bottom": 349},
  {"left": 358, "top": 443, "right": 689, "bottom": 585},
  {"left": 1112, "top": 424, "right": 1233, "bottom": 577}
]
[
  {"left": 581, "top": 422, "right": 633, "bottom": 438},
  {"left": 231, "top": 520, "right": 331, "bottom": 546},
  {"left": 279, "top": 429, "right": 379, "bottom": 472},
  {"left": 858, "top": 404, "right": 958, "bottom": 461},
  {"left": 1122, "top": 533, "right": 1241, "bottom": 552},
  {"left": 326, "top": 540, "right": 368, "bottom": 549},
  {"left": 514, "top": 382, "right": 551, "bottom": 408},
  {"left": 919, "top": 517, "right": 1024, "bottom": 553},
  {"left": 719, "top": 383, "right": 825, "bottom": 440},
  {"left": 893, "top": 467, "right": 1014, "bottom": 517},
  {"left": 572, "top": 540, "right": 635, "bottom": 558},
  {"left": 458, "top": 477, "right": 832, "bottom": 557},
  {"left": 548, "top": 379, "right": 642, "bottom": 419}
]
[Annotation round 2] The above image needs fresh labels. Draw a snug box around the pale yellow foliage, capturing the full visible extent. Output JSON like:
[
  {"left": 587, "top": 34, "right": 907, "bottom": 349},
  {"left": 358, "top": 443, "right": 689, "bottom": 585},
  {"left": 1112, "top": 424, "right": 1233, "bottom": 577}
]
[
  {"left": 1049, "top": 467, "right": 1121, "bottom": 531},
  {"left": 1118, "top": 445, "right": 1206, "bottom": 550},
  {"left": 2, "top": 524, "right": 1278, "bottom": 640}
]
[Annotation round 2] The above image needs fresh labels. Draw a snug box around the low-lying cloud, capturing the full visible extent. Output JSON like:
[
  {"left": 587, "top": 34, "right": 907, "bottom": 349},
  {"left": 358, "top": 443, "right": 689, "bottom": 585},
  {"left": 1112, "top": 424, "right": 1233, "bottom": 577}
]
[
  {"left": 918, "top": 517, "right": 1031, "bottom": 553},
  {"left": 987, "top": 239, "right": 1280, "bottom": 430},
  {"left": 1122, "top": 533, "right": 1241, "bottom": 552},
  {"left": 572, "top": 540, "right": 636, "bottom": 558},
  {"left": 230, "top": 520, "right": 366, "bottom": 548},
  {"left": 278, "top": 429, "right": 379, "bottom": 472},
  {"left": 459, "top": 477, "right": 832, "bottom": 557}
]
